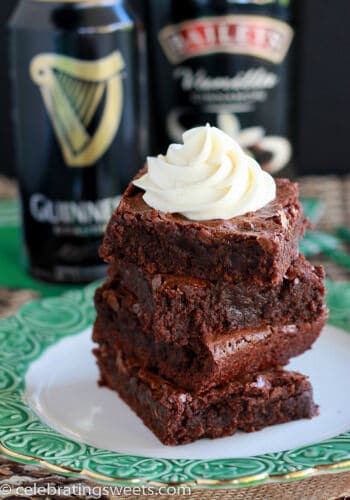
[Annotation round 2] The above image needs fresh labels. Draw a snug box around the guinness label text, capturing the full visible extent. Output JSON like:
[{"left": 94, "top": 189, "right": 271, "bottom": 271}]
[{"left": 30, "top": 194, "right": 119, "bottom": 227}]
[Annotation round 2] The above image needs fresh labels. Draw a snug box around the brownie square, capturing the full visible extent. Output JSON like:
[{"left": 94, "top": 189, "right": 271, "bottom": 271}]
[
  {"left": 95, "top": 346, "right": 318, "bottom": 446},
  {"left": 100, "top": 176, "right": 308, "bottom": 285},
  {"left": 100, "top": 255, "right": 327, "bottom": 344},
  {"left": 93, "top": 300, "right": 327, "bottom": 392}
]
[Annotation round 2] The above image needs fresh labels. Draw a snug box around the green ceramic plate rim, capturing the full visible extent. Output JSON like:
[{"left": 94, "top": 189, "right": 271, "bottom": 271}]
[{"left": 0, "top": 279, "right": 350, "bottom": 489}]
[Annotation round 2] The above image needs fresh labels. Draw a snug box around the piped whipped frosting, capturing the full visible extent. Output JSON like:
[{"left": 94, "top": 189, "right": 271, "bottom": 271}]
[{"left": 133, "top": 124, "right": 276, "bottom": 221}]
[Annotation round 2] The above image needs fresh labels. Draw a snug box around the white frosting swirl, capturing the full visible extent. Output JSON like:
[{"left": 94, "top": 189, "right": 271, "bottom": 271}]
[{"left": 133, "top": 124, "right": 276, "bottom": 221}]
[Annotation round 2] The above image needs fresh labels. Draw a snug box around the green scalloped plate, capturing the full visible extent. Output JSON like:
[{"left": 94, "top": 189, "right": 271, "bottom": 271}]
[{"left": 0, "top": 280, "right": 350, "bottom": 489}]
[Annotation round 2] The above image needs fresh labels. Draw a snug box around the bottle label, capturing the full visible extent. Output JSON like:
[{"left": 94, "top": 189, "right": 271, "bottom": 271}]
[
  {"left": 29, "top": 193, "right": 120, "bottom": 237},
  {"left": 157, "top": 14, "right": 294, "bottom": 174},
  {"left": 30, "top": 51, "right": 125, "bottom": 167},
  {"left": 159, "top": 15, "right": 293, "bottom": 65}
]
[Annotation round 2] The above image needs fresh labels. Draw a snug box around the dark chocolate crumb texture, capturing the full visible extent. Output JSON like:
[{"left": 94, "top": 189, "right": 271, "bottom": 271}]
[
  {"left": 100, "top": 175, "right": 308, "bottom": 285},
  {"left": 95, "top": 346, "right": 318, "bottom": 446},
  {"left": 99, "top": 254, "right": 327, "bottom": 344},
  {"left": 93, "top": 309, "right": 327, "bottom": 392}
]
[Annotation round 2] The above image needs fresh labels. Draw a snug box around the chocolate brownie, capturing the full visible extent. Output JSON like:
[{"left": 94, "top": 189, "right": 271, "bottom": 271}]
[
  {"left": 100, "top": 176, "right": 308, "bottom": 285},
  {"left": 93, "top": 301, "right": 327, "bottom": 392},
  {"left": 100, "top": 255, "right": 327, "bottom": 344},
  {"left": 95, "top": 345, "right": 318, "bottom": 446}
]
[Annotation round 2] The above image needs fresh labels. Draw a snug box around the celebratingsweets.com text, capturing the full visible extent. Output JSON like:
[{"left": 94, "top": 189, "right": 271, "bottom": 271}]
[{"left": 0, "top": 482, "right": 192, "bottom": 498}]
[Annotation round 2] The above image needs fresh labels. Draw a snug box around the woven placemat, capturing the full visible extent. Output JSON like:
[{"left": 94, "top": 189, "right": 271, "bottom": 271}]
[
  {"left": 0, "top": 175, "right": 18, "bottom": 200},
  {"left": 1, "top": 454, "right": 350, "bottom": 500},
  {"left": 0, "top": 175, "right": 349, "bottom": 499},
  {"left": 298, "top": 175, "right": 348, "bottom": 230},
  {"left": 298, "top": 175, "right": 350, "bottom": 282},
  {"left": 0, "top": 288, "right": 40, "bottom": 318}
]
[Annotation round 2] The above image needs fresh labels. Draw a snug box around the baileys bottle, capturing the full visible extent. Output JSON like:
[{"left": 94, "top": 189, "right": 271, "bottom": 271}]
[{"left": 147, "top": 0, "right": 294, "bottom": 176}]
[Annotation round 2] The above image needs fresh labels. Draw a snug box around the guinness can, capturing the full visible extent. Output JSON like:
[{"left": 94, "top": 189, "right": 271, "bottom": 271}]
[
  {"left": 148, "top": 0, "right": 295, "bottom": 175},
  {"left": 10, "top": 0, "right": 143, "bottom": 283}
]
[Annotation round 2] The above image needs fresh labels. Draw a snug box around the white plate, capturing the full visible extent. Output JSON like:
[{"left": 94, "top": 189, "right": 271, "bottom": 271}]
[{"left": 24, "top": 324, "right": 350, "bottom": 460}]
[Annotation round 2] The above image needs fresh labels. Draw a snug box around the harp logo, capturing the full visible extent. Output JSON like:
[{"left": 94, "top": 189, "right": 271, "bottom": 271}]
[{"left": 30, "top": 51, "right": 125, "bottom": 167}]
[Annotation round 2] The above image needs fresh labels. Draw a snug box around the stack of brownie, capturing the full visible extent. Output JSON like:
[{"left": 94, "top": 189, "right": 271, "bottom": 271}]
[{"left": 93, "top": 176, "right": 328, "bottom": 445}]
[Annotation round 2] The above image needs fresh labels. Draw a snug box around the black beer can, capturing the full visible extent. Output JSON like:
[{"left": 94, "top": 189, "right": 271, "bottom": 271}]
[
  {"left": 147, "top": 0, "right": 295, "bottom": 176},
  {"left": 10, "top": 0, "right": 143, "bottom": 283}
]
